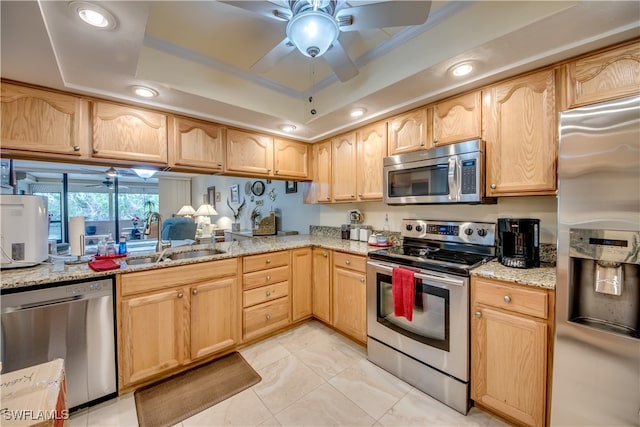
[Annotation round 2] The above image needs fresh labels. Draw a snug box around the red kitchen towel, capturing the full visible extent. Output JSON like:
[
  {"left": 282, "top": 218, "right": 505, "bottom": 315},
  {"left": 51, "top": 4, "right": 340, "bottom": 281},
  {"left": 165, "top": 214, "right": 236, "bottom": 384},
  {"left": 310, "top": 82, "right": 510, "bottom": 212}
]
[
  {"left": 88, "top": 259, "right": 120, "bottom": 272},
  {"left": 392, "top": 267, "right": 415, "bottom": 321}
]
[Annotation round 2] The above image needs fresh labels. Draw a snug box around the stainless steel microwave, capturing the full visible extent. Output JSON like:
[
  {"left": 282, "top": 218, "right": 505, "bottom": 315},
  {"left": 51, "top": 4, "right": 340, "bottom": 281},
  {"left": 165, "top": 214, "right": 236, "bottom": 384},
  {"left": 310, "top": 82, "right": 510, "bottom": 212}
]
[{"left": 383, "top": 139, "right": 496, "bottom": 205}]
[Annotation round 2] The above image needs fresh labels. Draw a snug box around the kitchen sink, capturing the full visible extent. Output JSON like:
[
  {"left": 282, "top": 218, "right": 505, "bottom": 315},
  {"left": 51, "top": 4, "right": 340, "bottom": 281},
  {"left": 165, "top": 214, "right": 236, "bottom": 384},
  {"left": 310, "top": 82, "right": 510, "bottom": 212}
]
[
  {"left": 125, "top": 256, "right": 165, "bottom": 265},
  {"left": 165, "top": 248, "right": 225, "bottom": 260}
]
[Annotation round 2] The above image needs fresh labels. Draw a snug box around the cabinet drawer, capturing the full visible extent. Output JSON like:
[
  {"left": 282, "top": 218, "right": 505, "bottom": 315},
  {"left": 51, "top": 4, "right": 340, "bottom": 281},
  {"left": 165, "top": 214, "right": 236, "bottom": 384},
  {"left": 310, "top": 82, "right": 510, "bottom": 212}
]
[
  {"left": 243, "top": 297, "right": 289, "bottom": 341},
  {"left": 121, "top": 258, "right": 237, "bottom": 296},
  {"left": 333, "top": 252, "right": 366, "bottom": 273},
  {"left": 243, "top": 251, "right": 289, "bottom": 273},
  {"left": 243, "top": 265, "right": 289, "bottom": 290},
  {"left": 474, "top": 278, "right": 548, "bottom": 319},
  {"left": 243, "top": 281, "right": 289, "bottom": 307}
]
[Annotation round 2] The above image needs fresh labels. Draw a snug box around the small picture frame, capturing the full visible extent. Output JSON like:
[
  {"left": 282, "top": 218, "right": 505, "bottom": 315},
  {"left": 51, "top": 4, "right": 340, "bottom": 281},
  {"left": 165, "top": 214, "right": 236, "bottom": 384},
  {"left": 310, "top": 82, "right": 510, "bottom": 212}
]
[
  {"left": 229, "top": 184, "right": 240, "bottom": 203},
  {"left": 285, "top": 181, "right": 297, "bottom": 194},
  {"left": 207, "top": 186, "right": 216, "bottom": 208}
]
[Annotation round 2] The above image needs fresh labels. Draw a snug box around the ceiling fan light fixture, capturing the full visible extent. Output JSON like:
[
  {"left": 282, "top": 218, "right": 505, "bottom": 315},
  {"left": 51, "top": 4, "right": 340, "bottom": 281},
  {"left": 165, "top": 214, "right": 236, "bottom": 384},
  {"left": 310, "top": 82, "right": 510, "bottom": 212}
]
[
  {"left": 286, "top": 10, "right": 339, "bottom": 58},
  {"left": 450, "top": 62, "right": 474, "bottom": 77},
  {"left": 132, "top": 86, "right": 158, "bottom": 98},
  {"left": 279, "top": 124, "right": 296, "bottom": 133},
  {"left": 105, "top": 167, "right": 118, "bottom": 177},
  {"left": 132, "top": 168, "right": 157, "bottom": 179},
  {"left": 70, "top": 1, "right": 117, "bottom": 29},
  {"left": 350, "top": 108, "right": 366, "bottom": 118}
]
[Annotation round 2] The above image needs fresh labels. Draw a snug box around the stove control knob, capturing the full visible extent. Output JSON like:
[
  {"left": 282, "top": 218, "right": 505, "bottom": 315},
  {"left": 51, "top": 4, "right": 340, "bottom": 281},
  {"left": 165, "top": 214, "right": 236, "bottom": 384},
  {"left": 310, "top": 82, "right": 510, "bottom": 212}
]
[
  {"left": 464, "top": 228, "right": 473, "bottom": 236},
  {"left": 415, "top": 225, "right": 423, "bottom": 232},
  {"left": 477, "top": 228, "right": 487, "bottom": 237},
  {"left": 406, "top": 224, "right": 413, "bottom": 231}
]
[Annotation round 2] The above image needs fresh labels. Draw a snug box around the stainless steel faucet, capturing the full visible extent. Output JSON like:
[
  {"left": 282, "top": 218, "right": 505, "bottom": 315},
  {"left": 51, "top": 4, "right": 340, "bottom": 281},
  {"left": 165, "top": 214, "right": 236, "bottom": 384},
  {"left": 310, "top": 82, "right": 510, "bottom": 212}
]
[{"left": 143, "top": 212, "right": 171, "bottom": 252}]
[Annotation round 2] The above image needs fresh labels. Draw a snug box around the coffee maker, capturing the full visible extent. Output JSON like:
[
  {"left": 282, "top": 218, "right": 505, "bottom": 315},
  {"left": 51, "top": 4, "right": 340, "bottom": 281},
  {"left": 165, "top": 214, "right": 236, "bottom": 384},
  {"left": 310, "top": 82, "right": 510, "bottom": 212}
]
[{"left": 497, "top": 218, "right": 540, "bottom": 268}]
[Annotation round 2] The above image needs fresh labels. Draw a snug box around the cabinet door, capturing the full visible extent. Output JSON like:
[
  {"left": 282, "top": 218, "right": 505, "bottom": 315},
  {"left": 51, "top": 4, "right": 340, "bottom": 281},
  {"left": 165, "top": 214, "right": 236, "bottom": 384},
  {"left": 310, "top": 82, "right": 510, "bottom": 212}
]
[
  {"left": 357, "top": 122, "right": 387, "bottom": 201},
  {"left": 312, "top": 248, "right": 331, "bottom": 324},
  {"left": 472, "top": 305, "right": 547, "bottom": 427},
  {"left": 226, "top": 128, "right": 273, "bottom": 176},
  {"left": 274, "top": 138, "right": 309, "bottom": 179},
  {"left": 1, "top": 83, "right": 88, "bottom": 157},
  {"left": 190, "top": 277, "right": 239, "bottom": 360},
  {"left": 121, "top": 288, "right": 187, "bottom": 386},
  {"left": 169, "top": 116, "right": 224, "bottom": 171},
  {"left": 91, "top": 102, "right": 168, "bottom": 163},
  {"left": 332, "top": 267, "right": 366, "bottom": 343},
  {"left": 387, "top": 108, "right": 430, "bottom": 155},
  {"left": 312, "top": 140, "right": 332, "bottom": 203},
  {"left": 332, "top": 132, "right": 357, "bottom": 202},
  {"left": 483, "top": 69, "right": 556, "bottom": 196},
  {"left": 433, "top": 91, "right": 481, "bottom": 146},
  {"left": 291, "top": 247, "right": 312, "bottom": 322},
  {"left": 566, "top": 41, "right": 640, "bottom": 109}
]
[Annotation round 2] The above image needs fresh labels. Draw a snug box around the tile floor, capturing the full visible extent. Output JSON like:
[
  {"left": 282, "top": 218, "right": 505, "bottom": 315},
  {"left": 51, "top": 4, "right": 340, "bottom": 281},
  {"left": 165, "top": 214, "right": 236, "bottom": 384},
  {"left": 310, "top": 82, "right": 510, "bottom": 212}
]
[{"left": 70, "top": 321, "right": 507, "bottom": 426}]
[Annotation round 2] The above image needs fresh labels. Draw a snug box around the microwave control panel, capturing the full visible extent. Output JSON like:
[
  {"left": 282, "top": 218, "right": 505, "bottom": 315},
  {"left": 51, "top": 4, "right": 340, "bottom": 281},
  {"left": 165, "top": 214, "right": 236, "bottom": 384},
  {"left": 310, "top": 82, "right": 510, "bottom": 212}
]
[{"left": 460, "top": 160, "right": 477, "bottom": 194}]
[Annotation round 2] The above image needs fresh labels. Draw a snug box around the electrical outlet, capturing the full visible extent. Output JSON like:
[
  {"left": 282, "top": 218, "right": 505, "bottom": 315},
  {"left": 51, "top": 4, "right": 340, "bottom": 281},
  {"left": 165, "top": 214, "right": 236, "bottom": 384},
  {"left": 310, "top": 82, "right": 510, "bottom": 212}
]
[{"left": 256, "top": 199, "right": 264, "bottom": 206}]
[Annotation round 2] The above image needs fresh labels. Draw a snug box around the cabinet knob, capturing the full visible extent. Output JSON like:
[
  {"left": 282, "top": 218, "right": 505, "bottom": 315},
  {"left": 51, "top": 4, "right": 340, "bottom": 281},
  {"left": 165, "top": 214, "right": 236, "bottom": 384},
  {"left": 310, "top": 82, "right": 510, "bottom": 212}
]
[
  {"left": 360, "top": 278, "right": 365, "bottom": 283},
  {"left": 192, "top": 289, "right": 198, "bottom": 295},
  {"left": 217, "top": 162, "right": 222, "bottom": 167},
  {"left": 475, "top": 311, "right": 482, "bottom": 318},
  {"left": 491, "top": 183, "right": 496, "bottom": 189},
  {"left": 266, "top": 314, "right": 271, "bottom": 321},
  {"left": 323, "top": 252, "right": 327, "bottom": 257},
  {"left": 266, "top": 259, "right": 271, "bottom": 264},
  {"left": 503, "top": 295, "right": 511, "bottom": 303},
  {"left": 266, "top": 290, "right": 271, "bottom": 297},
  {"left": 358, "top": 193, "right": 363, "bottom": 197},
  {"left": 346, "top": 260, "right": 351, "bottom": 265},
  {"left": 275, "top": 169, "right": 279, "bottom": 173},
  {"left": 351, "top": 194, "right": 355, "bottom": 198},
  {"left": 433, "top": 138, "right": 438, "bottom": 143},
  {"left": 266, "top": 275, "right": 271, "bottom": 281},
  {"left": 420, "top": 141, "right": 425, "bottom": 147},
  {"left": 73, "top": 145, "right": 80, "bottom": 151},
  {"left": 326, "top": 197, "right": 330, "bottom": 201},
  {"left": 177, "top": 292, "right": 184, "bottom": 299},
  {"left": 92, "top": 148, "right": 99, "bottom": 154}
]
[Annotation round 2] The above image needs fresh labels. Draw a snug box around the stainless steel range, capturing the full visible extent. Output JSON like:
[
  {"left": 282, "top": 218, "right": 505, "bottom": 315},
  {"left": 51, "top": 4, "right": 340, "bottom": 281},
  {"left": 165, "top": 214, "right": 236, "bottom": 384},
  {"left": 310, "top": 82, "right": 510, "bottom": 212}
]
[{"left": 367, "top": 219, "right": 496, "bottom": 414}]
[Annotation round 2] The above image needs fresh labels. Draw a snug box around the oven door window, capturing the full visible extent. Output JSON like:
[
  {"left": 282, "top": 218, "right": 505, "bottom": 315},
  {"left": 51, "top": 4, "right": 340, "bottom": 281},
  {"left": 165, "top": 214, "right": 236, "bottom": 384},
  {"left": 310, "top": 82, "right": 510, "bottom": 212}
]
[
  {"left": 376, "top": 272, "right": 449, "bottom": 351},
  {"left": 387, "top": 164, "right": 448, "bottom": 198}
]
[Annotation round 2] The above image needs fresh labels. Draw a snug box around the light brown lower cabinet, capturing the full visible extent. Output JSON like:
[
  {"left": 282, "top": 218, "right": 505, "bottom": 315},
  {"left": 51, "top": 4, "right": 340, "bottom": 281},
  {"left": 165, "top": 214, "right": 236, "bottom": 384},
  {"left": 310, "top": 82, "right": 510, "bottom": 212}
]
[
  {"left": 118, "top": 259, "right": 239, "bottom": 391},
  {"left": 312, "top": 248, "right": 331, "bottom": 324},
  {"left": 291, "top": 247, "right": 313, "bottom": 322},
  {"left": 471, "top": 276, "right": 554, "bottom": 427},
  {"left": 332, "top": 252, "right": 367, "bottom": 343}
]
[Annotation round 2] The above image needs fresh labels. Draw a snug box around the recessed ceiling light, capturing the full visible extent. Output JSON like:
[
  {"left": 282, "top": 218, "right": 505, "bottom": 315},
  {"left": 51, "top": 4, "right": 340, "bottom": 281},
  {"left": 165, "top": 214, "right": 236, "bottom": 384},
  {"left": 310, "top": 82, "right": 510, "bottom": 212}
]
[
  {"left": 132, "top": 86, "right": 159, "bottom": 98},
  {"left": 350, "top": 108, "right": 366, "bottom": 118},
  {"left": 450, "top": 62, "right": 474, "bottom": 77},
  {"left": 279, "top": 124, "right": 296, "bottom": 133},
  {"left": 70, "top": 2, "right": 117, "bottom": 29}
]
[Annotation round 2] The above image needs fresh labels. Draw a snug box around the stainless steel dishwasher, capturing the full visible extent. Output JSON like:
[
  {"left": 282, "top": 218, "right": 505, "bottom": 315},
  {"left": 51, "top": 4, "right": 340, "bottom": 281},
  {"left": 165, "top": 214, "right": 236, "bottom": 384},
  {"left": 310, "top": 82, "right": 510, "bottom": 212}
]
[{"left": 1, "top": 277, "right": 117, "bottom": 410}]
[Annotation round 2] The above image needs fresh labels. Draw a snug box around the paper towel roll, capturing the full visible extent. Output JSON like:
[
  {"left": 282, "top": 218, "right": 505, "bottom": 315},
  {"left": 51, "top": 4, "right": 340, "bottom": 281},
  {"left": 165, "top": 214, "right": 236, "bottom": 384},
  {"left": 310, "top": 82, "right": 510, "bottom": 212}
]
[{"left": 69, "top": 216, "right": 85, "bottom": 257}]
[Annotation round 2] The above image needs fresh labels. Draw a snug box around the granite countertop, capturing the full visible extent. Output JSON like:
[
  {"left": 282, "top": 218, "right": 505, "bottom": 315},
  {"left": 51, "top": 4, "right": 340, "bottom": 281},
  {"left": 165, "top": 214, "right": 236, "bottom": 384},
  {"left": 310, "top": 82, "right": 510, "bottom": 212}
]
[
  {"left": 0, "top": 235, "right": 380, "bottom": 291},
  {"left": 1, "top": 235, "right": 556, "bottom": 291},
  {"left": 471, "top": 260, "right": 556, "bottom": 290}
]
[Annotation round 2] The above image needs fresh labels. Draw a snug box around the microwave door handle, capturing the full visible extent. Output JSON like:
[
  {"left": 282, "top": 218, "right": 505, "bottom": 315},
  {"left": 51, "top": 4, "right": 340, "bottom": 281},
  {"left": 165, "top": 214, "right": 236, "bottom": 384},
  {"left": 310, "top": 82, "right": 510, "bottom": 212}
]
[{"left": 448, "top": 156, "right": 460, "bottom": 201}]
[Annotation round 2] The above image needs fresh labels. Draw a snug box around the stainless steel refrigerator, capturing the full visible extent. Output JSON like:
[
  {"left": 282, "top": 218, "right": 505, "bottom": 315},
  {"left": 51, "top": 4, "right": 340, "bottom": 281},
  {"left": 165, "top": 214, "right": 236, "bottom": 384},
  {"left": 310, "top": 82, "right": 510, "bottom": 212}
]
[{"left": 552, "top": 95, "right": 640, "bottom": 426}]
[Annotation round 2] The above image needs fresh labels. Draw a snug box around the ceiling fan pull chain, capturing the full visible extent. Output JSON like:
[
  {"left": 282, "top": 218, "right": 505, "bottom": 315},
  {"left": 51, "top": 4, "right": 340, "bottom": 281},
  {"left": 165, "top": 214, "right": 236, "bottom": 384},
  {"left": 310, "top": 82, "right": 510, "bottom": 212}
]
[{"left": 309, "top": 61, "right": 317, "bottom": 116}]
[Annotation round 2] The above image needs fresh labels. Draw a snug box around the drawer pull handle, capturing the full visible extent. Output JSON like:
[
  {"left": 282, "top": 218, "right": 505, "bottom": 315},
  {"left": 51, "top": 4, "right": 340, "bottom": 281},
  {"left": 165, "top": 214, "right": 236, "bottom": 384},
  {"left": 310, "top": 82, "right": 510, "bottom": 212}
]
[
  {"left": 266, "top": 314, "right": 271, "bottom": 321},
  {"left": 504, "top": 295, "right": 511, "bottom": 303},
  {"left": 266, "top": 291, "right": 271, "bottom": 297},
  {"left": 475, "top": 311, "right": 482, "bottom": 318},
  {"left": 346, "top": 260, "right": 351, "bottom": 265},
  {"left": 192, "top": 289, "right": 198, "bottom": 295},
  {"left": 177, "top": 292, "right": 184, "bottom": 299},
  {"left": 266, "top": 259, "right": 271, "bottom": 264}
]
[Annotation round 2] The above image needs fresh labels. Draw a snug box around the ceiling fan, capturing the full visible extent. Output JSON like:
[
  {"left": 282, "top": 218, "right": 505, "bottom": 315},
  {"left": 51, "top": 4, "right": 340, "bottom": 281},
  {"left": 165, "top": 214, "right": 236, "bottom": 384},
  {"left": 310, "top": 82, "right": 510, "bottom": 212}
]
[
  {"left": 84, "top": 177, "right": 128, "bottom": 189},
  {"left": 221, "top": 0, "right": 432, "bottom": 82}
]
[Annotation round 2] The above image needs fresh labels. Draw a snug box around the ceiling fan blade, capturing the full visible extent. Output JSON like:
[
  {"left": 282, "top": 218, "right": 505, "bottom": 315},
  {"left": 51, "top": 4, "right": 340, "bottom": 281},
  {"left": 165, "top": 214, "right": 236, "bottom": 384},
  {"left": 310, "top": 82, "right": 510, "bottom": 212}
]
[
  {"left": 251, "top": 38, "right": 296, "bottom": 73},
  {"left": 323, "top": 40, "right": 358, "bottom": 82},
  {"left": 337, "top": 1, "right": 432, "bottom": 31},
  {"left": 217, "top": 1, "right": 291, "bottom": 21}
]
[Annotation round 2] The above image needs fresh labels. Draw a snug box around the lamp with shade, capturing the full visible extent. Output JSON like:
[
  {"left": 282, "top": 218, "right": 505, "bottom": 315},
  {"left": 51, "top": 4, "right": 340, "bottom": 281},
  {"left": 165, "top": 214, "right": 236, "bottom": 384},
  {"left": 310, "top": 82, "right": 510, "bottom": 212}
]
[
  {"left": 176, "top": 205, "right": 195, "bottom": 217},
  {"left": 194, "top": 204, "right": 218, "bottom": 238}
]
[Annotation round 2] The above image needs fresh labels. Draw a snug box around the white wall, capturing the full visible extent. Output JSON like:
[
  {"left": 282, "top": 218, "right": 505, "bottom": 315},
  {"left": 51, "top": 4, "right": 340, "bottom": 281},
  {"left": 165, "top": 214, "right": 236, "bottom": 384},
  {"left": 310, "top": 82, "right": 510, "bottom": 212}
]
[{"left": 190, "top": 173, "right": 558, "bottom": 244}]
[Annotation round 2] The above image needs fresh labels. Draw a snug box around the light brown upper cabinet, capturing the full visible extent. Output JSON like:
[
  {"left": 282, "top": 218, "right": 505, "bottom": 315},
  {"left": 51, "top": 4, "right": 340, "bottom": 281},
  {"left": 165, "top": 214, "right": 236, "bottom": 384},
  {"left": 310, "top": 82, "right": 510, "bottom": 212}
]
[
  {"left": 225, "top": 130, "right": 309, "bottom": 179},
  {"left": 356, "top": 121, "right": 387, "bottom": 201},
  {"left": 168, "top": 116, "right": 224, "bottom": 172},
  {"left": 274, "top": 137, "right": 309, "bottom": 179},
  {"left": 565, "top": 41, "right": 640, "bottom": 109},
  {"left": 1, "top": 82, "right": 89, "bottom": 158},
  {"left": 483, "top": 69, "right": 557, "bottom": 197},
  {"left": 310, "top": 140, "right": 332, "bottom": 203},
  {"left": 332, "top": 132, "right": 358, "bottom": 202},
  {"left": 433, "top": 91, "right": 482, "bottom": 146},
  {"left": 387, "top": 107, "right": 430, "bottom": 155},
  {"left": 91, "top": 101, "right": 168, "bottom": 164}
]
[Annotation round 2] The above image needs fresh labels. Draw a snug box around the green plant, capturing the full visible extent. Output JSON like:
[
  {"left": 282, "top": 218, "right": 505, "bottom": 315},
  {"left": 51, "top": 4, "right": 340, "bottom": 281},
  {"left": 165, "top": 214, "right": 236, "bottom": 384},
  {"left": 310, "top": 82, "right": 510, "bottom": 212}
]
[
  {"left": 250, "top": 206, "right": 261, "bottom": 225},
  {"left": 143, "top": 199, "right": 156, "bottom": 218}
]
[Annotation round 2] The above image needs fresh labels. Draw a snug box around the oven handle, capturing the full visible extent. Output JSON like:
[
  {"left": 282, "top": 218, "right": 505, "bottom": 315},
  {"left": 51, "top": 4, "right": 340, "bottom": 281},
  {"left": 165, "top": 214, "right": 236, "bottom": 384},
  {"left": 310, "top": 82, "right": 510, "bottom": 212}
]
[{"left": 367, "top": 261, "right": 465, "bottom": 288}]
